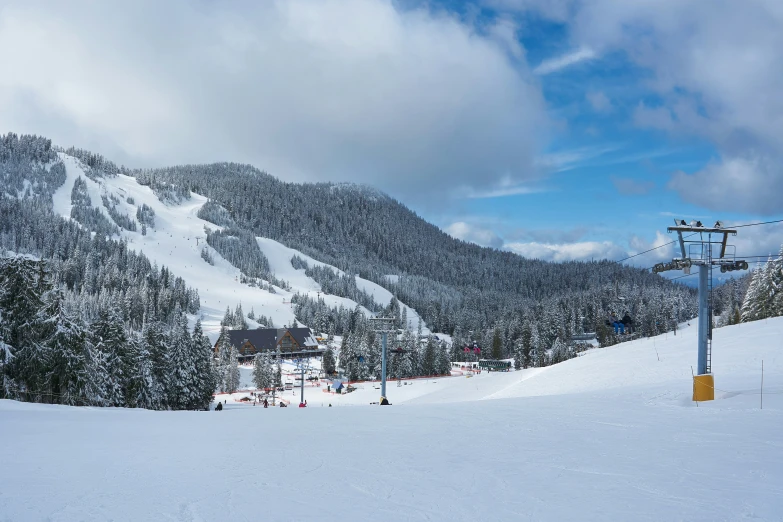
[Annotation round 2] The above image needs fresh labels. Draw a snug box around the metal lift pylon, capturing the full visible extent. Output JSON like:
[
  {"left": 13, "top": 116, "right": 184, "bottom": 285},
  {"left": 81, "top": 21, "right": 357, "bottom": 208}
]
[{"left": 653, "top": 220, "right": 749, "bottom": 401}]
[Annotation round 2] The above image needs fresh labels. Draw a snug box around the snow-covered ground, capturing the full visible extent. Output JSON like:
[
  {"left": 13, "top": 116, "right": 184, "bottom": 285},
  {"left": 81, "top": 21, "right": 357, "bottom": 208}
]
[
  {"left": 2, "top": 317, "right": 782, "bottom": 521},
  {"left": 50, "top": 154, "right": 427, "bottom": 340}
]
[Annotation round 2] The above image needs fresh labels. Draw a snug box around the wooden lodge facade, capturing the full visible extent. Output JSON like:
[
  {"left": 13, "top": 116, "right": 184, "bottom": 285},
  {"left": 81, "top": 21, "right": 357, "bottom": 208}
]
[{"left": 214, "top": 327, "right": 323, "bottom": 361}]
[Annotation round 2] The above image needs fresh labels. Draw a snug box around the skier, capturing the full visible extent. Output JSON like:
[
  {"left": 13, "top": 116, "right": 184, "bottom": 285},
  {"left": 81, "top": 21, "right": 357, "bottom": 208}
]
[
  {"left": 215, "top": 402, "right": 223, "bottom": 411},
  {"left": 263, "top": 398, "right": 268, "bottom": 408}
]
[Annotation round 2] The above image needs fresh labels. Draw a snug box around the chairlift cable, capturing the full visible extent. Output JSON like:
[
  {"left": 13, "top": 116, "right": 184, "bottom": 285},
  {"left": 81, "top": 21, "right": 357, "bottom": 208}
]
[
  {"left": 725, "top": 218, "right": 783, "bottom": 229},
  {"left": 614, "top": 233, "right": 699, "bottom": 264},
  {"left": 615, "top": 218, "right": 783, "bottom": 265}
]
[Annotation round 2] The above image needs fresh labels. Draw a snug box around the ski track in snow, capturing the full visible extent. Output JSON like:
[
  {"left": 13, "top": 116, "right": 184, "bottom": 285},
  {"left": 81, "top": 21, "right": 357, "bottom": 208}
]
[
  {"left": 257, "top": 237, "right": 429, "bottom": 333},
  {"left": 2, "top": 317, "right": 783, "bottom": 521},
  {"left": 49, "top": 153, "right": 428, "bottom": 341}
]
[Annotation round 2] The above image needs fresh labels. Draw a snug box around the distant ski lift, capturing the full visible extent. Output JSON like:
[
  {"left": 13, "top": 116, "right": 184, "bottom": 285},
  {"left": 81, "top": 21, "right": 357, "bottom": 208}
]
[{"left": 462, "top": 342, "right": 481, "bottom": 354}]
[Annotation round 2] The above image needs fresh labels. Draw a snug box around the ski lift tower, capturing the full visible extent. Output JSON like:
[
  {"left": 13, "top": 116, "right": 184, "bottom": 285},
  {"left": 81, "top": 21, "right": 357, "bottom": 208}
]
[
  {"left": 292, "top": 356, "right": 311, "bottom": 407},
  {"left": 654, "top": 220, "right": 748, "bottom": 401},
  {"left": 370, "top": 316, "right": 395, "bottom": 405}
]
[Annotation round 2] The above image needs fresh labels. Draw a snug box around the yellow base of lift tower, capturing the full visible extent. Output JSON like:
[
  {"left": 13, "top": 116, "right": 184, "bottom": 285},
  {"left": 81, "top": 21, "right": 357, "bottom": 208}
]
[{"left": 693, "top": 374, "right": 714, "bottom": 402}]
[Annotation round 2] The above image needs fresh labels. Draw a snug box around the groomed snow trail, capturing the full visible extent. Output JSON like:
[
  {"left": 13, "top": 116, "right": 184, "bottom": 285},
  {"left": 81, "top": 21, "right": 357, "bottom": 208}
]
[{"left": 2, "top": 318, "right": 782, "bottom": 521}]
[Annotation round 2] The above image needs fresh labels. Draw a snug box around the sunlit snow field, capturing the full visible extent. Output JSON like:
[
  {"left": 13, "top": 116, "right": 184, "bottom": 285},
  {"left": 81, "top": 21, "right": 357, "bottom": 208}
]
[{"left": 2, "top": 317, "right": 782, "bottom": 521}]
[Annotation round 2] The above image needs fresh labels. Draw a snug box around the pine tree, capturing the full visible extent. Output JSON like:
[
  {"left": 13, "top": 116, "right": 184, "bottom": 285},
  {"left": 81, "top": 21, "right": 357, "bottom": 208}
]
[
  {"left": 234, "top": 304, "right": 248, "bottom": 329},
  {"left": 215, "top": 325, "right": 234, "bottom": 392},
  {"left": 43, "top": 290, "right": 92, "bottom": 405},
  {"left": 436, "top": 340, "right": 451, "bottom": 375},
  {"left": 191, "top": 320, "right": 217, "bottom": 410},
  {"left": 742, "top": 265, "right": 769, "bottom": 322},
  {"left": 132, "top": 333, "right": 162, "bottom": 410},
  {"left": 513, "top": 337, "right": 523, "bottom": 370},
  {"left": 0, "top": 257, "right": 47, "bottom": 399},
  {"left": 168, "top": 311, "right": 194, "bottom": 409},
  {"left": 92, "top": 308, "right": 128, "bottom": 407},
  {"left": 322, "top": 347, "right": 336, "bottom": 375},
  {"left": 225, "top": 346, "right": 241, "bottom": 393},
  {"left": 491, "top": 328, "right": 503, "bottom": 360},
  {"left": 143, "top": 318, "right": 170, "bottom": 408},
  {"left": 252, "top": 352, "right": 272, "bottom": 391},
  {"left": 422, "top": 336, "right": 436, "bottom": 375}
]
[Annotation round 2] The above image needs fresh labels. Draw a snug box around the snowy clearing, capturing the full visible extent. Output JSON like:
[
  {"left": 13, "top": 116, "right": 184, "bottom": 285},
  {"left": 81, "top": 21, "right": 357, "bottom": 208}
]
[{"left": 2, "top": 317, "right": 782, "bottom": 521}]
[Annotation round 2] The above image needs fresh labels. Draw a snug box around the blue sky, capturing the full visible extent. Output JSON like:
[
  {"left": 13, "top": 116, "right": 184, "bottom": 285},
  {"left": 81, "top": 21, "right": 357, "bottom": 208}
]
[
  {"left": 1, "top": 0, "right": 782, "bottom": 279},
  {"left": 410, "top": 0, "right": 783, "bottom": 278}
]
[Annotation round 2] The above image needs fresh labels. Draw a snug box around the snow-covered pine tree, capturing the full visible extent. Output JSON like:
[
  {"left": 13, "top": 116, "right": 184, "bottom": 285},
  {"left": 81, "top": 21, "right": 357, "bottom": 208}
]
[
  {"left": 491, "top": 328, "right": 503, "bottom": 360},
  {"left": 191, "top": 319, "right": 217, "bottom": 410},
  {"left": 436, "top": 340, "right": 451, "bottom": 375},
  {"left": 215, "top": 325, "right": 234, "bottom": 392},
  {"left": 234, "top": 304, "right": 248, "bottom": 329},
  {"left": 43, "top": 289, "right": 93, "bottom": 405},
  {"left": 531, "top": 323, "right": 546, "bottom": 368},
  {"left": 742, "top": 263, "right": 773, "bottom": 322},
  {"left": 421, "top": 336, "right": 436, "bottom": 376},
  {"left": 168, "top": 310, "right": 194, "bottom": 409},
  {"left": 225, "top": 345, "right": 241, "bottom": 394},
  {"left": 221, "top": 306, "right": 234, "bottom": 328},
  {"left": 0, "top": 257, "right": 46, "bottom": 399},
  {"left": 549, "top": 336, "right": 571, "bottom": 364},
  {"left": 252, "top": 352, "right": 272, "bottom": 391},
  {"left": 513, "top": 337, "right": 523, "bottom": 370},
  {"left": 131, "top": 331, "right": 162, "bottom": 410},
  {"left": 322, "top": 347, "right": 336, "bottom": 375},
  {"left": 91, "top": 307, "right": 129, "bottom": 407},
  {"left": 143, "top": 317, "right": 170, "bottom": 408}
]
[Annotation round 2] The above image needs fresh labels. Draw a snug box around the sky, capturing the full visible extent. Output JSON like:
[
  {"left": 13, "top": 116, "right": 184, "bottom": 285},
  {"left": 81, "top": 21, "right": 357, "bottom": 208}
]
[{"left": 1, "top": 0, "right": 782, "bottom": 280}]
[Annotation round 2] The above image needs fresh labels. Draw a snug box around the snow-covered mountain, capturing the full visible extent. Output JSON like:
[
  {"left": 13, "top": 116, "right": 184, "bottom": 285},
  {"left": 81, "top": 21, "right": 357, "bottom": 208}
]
[
  {"left": 50, "top": 152, "right": 428, "bottom": 341},
  {"left": 1, "top": 133, "right": 699, "bottom": 353}
]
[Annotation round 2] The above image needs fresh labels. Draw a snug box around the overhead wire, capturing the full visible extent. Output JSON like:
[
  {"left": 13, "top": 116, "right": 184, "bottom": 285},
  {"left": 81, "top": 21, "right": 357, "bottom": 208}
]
[{"left": 726, "top": 218, "right": 783, "bottom": 229}]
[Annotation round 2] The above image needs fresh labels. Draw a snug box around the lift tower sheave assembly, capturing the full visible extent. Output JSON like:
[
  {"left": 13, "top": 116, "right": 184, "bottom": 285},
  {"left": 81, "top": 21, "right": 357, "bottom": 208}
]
[{"left": 653, "top": 220, "right": 748, "bottom": 402}]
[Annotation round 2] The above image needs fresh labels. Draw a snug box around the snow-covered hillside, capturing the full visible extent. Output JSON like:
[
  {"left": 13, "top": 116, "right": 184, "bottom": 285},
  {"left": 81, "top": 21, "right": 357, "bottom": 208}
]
[
  {"left": 2, "top": 317, "right": 781, "bottom": 521},
  {"left": 50, "top": 153, "right": 427, "bottom": 340}
]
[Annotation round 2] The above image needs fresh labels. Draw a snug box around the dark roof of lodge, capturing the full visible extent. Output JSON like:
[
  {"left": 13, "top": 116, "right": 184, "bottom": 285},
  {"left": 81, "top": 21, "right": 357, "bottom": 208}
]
[
  {"left": 220, "top": 327, "right": 319, "bottom": 351},
  {"left": 225, "top": 329, "right": 278, "bottom": 351},
  {"left": 287, "top": 327, "right": 319, "bottom": 347}
]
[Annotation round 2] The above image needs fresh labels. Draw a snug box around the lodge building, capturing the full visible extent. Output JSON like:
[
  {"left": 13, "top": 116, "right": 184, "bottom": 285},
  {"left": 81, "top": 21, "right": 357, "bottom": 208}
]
[{"left": 214, "top": 327, "right": 323, "bottom": 361}]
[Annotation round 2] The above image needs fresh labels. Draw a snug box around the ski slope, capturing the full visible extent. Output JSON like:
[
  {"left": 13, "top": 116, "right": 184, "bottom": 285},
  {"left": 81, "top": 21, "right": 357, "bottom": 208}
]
[
  {"left": 2, "top": 317, "right": 782, "bottom": 521},
  {"left": 49, "top": 154, "right": 427, "bottom": 340}
]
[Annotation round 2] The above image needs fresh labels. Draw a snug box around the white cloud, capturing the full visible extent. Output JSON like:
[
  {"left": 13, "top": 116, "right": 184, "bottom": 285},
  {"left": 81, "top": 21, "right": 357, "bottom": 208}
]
[
  {"left": 562, "top": 0, "right": 783, "bottom": 214},
  {"left": 627, "top": 231, "right": 677, "bottom": 265},
  {"left": 505, "top": 240, "right": 625, "bottom": 262},
  {"left": 445, "top": 222, "right": 504, "bottom": 248},
  {"left": 461, "top": 184, "right": 547, "bottom": 199},
  {"left": 586, "top": 91, "right": 612, "bottom": 112},
  {"left": 668, "top": 154, "right": 783, "bottom": 215},
  {"left": 533, "top": 46, "right": 596, "bottom": 75},
  {"left": 0, "top": 0, "right": 548, "bottom": 204},
  {"left": 535, "top": 144, "right": 619, "bottom": 172}
]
